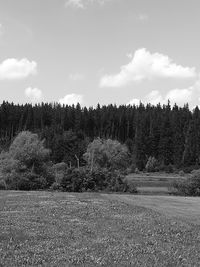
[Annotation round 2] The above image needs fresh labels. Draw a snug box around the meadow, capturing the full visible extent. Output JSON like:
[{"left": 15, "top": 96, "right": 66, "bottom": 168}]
[
  {"left": 125, "top": 172, "right": 186, "bottom": 195},
  {"left": 1, "top": 191, "right": 200, "bottom": 266}
]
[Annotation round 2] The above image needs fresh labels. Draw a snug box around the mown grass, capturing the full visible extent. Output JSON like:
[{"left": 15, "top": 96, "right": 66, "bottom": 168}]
[
  {"left": 105, "top": 194, "right": 200, "bottom": 225},
  {"left": 1, "top": 191, "right": 200, "bottom": 266}
]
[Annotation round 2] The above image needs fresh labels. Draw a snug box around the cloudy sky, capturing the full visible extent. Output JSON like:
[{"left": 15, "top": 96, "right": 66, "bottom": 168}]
[{"left": 0, "top": 0, "right": 200, "bottom": 107}]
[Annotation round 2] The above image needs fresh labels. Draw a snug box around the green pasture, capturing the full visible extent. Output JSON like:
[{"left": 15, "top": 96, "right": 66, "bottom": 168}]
[{"left": 0, "top": 191, "right": 200, "bottom": 266}]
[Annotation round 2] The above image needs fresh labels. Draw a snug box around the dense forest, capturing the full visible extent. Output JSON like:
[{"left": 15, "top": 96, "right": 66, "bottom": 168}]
[{"left": 0, "top": 101, "right": 200, "bottom": 170}]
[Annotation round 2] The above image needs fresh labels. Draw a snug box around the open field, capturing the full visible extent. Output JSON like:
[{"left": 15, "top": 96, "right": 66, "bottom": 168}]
[
  {"left": 104, "top": 194, "right": 200, "bottom": 225},
  {"left": 125, "top": 172, "right": 186, "bottom": 195},
  {"left": 1, "top": 191, "right": 200, "bottom": 266}
]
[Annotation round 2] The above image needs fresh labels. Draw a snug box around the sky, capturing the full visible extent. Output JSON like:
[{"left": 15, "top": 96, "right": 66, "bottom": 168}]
[{"left": 0, "top": 0, "right": 200, "bottom": 108}]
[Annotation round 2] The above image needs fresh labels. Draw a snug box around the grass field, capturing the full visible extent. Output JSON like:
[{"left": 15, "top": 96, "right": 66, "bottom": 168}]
[
  {"left": 1, "top": 191, "right": 200, "bottom": 266},
  {"left": 125, "top": 172, "right": 186, "bottom": 195},
  {"left": 104, "top": 194, "right": 200, "bottom": 225}
]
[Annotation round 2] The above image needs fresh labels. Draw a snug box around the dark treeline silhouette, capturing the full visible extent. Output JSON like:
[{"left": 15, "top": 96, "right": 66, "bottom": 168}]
[{"left": 0, "top": 101, "right": 200, "bottom": 169}]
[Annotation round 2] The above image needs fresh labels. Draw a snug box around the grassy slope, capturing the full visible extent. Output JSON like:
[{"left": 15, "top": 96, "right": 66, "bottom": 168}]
[{"left": 0, "top": 191, "right": 200, "bottom": 266}]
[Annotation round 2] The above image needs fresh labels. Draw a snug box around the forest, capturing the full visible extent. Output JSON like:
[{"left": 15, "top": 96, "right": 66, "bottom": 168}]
[{"left": 0, "top": 101, "right": 200, "bottom": 170}]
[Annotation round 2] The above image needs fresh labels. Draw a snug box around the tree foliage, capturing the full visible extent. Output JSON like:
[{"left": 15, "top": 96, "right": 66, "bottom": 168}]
[
  {"left": 84, "top": 138, "right": 129, "bottom": 171},
  {"left": 60, "top": 167, "right": 137, "bottom": 193},
  {"left": 9, "top": 131, "right": 50, "bottom": 169},
  {"left": 145, "top": 156, "right": 158, "bottom": 172},
  {"left": 0, "top": 131, "right": 53, "bottom": 190},
  {"left": 172, "top": 170, "right": 200, "bottom": 196},
  {"left": 0, "top": 101, "right": 200, "bottom": 169}
]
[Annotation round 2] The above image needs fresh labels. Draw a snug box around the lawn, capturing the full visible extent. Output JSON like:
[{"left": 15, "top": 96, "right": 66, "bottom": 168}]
[{"left": 1, "top": 191, "right": 200, "bottom": 266}]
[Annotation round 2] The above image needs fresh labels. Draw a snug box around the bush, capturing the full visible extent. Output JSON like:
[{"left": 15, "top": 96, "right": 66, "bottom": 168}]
[
  {"left": 182, "top": 165, "right": 200, "bottom": 174},
  {"left": 60, "top": 167, "right": 138, "bottom": 193},
  {"left": 41, "top": 164, "right": 55, "bottom": 187},
  {"left": 178, "top": 170, "right": 185, "bottom": 177},
  {"left": 5, "top": 171, "right": 47, "bottom": 190},
  {"left": 61, "top": 168, "right": 85, "bottom": 192},
  {"left": 135, "top": 168, "right": 140, "bottom": 174},
  {"left": 158, "top": 163, "right": 174, "bottom": 173},
  {"left": 52, "top": 162, "right": 68, "bottom": 184},
  {"left": 128, "top": 163, "right": 137, "bottom": 173},
  {"left": 104, "top": 171, "right": 124, "bottom": 192},
  {"left": 171, "top": 169, "right": 200, "bottom": 196},
  {"left": 124, "top": 182, "right": 138, "bottom": 193},
  {"left": 0, "top": 179, "right": 6, "bottom": 190},
  {"left": 49, "top": 182, "right": 63, "bottom": 191},
  {"left": 145, "top": 156, "right": 158, "bottom": 172}
]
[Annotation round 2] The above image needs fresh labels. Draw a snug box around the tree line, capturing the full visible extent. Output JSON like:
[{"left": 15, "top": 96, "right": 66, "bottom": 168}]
[
  {"left": 0, "top": 131, "right": 136, "bottom": 192},
  {"left": 0, "top": 101, "right": 200, "bottom": 170}
]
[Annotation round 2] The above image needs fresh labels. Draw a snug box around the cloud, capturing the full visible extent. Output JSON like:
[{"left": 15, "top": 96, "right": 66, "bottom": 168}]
[
  {"left": 59, "top": 94, "right": 83, "bottom": 105},
  {"left": 69, "top": 73, "right": 85, "bottom": 81},
  {"left": 127, "top": 78, "right": 200, "bottom": 107},
  {"left": 25, "top": 87, "right": 42, "bottom": 102},
  {"left": 126, "top": 53, "right": 133, "bottom": 59},
  {"left": 65, "top": 0, "right": 84, "bottom": 8},
  {"left": 0, "top": 24, "right": 3, "bottom": 36},
  {"left": 0, "top": 58, "right": 37, "bottom": 80},
  {"left": 145, "top": 90, "right": 164, "bottom": 105},
  {"left": 127, "top": 89, "right": 191, "bottom": 107},
  {"left": 65, "top": 0, "right": 110, "bottom": 9},
  {"left": 127, "top": 98, "right": 141, "bottom": 106},
  {"left": 100, "top": 48, "right": 196, "bottom": 87},
  {"left": 165, "top": 89, "right": 192, "bottom": 105},
  {"left": 144, "top": 88, "right": 193, "bottom": 106},
  {"left": 137, "top": 14, "right": 148, "bottom": 22}
]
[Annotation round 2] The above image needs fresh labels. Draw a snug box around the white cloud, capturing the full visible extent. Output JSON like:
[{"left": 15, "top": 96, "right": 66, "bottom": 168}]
[
  {"left": 100, "top": 48, "right": 196, "bottom": 87},
  {"left": 0, "top": 58, "right": 37, "bottom": 80},
  {"left": 137, "top": 14, "right": 148, "bottom": 22},
  {"left": 25, "top": 87, "right": 42, "bottom": 102},
  {"left": 0, "top": 24, "right": 3, "bottom": 36},
  {"left": 65, "top": 0, "right": 84, "bottom": 8},
  {"left": 127, "top": 98, "right": 141, "bottom": 106},
  {"left": 65, "top": 0, "right": 110, "bottom": 9},
  {"left": 128, "top": 82, "right": 198, "bottom": 107},
  {"left": 69, "top": 73, "right": 85, "bottom": 81},
  {"left": 165, "top": 88, "right": 192, "bottom": 105},
  {"left": 59, "top": 94, "right": 83, "bottom": 105},
  {"left": 144, "top": 88, "right": 193, "bottom": 106},
  {"left": 145, "top": 90, "right": 163, "bottom": 105},
  {"left": 126, "top": 53, "right": 133, "bottom": 59}
]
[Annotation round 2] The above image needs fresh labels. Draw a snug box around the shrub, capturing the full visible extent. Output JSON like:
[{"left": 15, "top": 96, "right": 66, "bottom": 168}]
[
  {"left": 60, "top": 167, "right": 137, "bottom": 193},
  {"left": 61, "top": 168, "right": 85, "bottom": 192},
  {"left": 52, "top": 162, "right": 68, "bottom": 184},
  {"left": 0, "top": 179, "right": 6, "bottom": 190},
  {"left": 5, "top": 171, "right": 47, "bottom": 190},
  {"left": 145, "top": 156, "right": 158, "bottom": 172},
  {"left": 129, "top": 163, "right": 137, "bottom": 173},
  {"left": 171, "top": 169, "right": 200, "bottom": 196},
  {"left": 49, "top": 182, "right": 62, "bottom": 191},
  {"left": 104, "top": 171, "right": 124, "bottom": 192},
  {"left": 158, "top": 163, "right": 174, "bottom": 173},
  {"left": 182, "top": 165, "right": 200, "bottom": 174},
  {"left": 178, "top": 170, "right": 185, "bottom": 177},
  {"left": 41, "top": 164, "right": 55, "bottom": 187},
  {"left": 124, "top": 182, "right": 138, "bottom": 193},
  {"left": 135, "top": 168, "right": 140, "bottom": 174}
]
